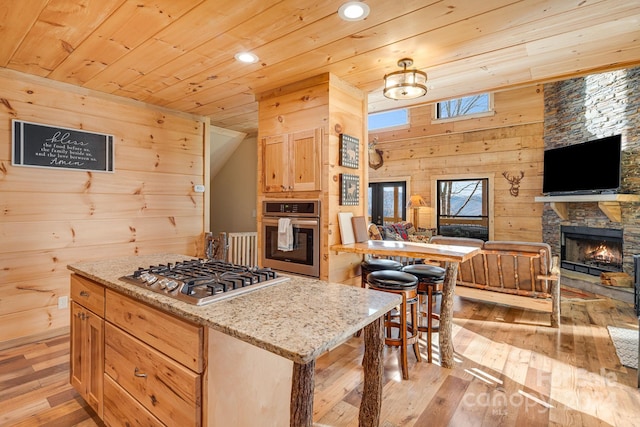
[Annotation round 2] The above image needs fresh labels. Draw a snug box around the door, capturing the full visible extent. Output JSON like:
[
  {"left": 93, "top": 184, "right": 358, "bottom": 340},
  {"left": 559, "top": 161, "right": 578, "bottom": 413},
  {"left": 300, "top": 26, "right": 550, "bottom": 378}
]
[{"left": 368, "top": 181, "right": 406, "bottom": 225}]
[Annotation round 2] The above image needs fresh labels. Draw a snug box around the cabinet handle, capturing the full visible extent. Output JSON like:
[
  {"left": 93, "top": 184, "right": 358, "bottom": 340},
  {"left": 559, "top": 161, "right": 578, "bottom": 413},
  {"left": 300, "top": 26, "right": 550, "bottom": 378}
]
[
  {"left": 79, "top": 290, "right": 90, "bottom": 297},
  {"left": 77, "top": 312, "right": 87, "bottom": 320},
  {"left": 134, "top": 367, "right": 147, "bottom": 378}
]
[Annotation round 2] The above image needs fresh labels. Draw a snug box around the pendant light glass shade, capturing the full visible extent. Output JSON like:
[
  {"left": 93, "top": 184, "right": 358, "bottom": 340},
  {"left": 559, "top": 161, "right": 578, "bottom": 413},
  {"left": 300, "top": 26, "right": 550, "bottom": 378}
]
[{"left": 383, "top": 58, "right": 427, "bottom": 100}]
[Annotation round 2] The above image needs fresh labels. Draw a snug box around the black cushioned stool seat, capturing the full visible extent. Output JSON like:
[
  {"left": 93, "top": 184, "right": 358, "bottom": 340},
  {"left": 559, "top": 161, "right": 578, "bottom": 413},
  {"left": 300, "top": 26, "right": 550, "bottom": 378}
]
[
  {"left": 401, "top": 264, "right": 445, "bottom": 363},
  {"left": 360, "top": 258, "right": 403, "bottom": 288},
  {"left": 367, "top": 270, "right": 421, "bottom": 380}
]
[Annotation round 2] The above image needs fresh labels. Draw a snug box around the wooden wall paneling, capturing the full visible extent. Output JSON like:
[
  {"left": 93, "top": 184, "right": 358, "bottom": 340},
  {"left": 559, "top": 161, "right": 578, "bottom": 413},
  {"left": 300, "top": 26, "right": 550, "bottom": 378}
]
[
  {"left": 0, "top": 238, "right": 202, "bottom": 284},
  {"left": 0, "top": 168, "right": 203, "bottom": 196},
  {"left": 369, "top": 86, "right": 544, "bottom": 244},
  {"left": 0, "top": 217, "right": 202, "bottom": 254},
  {"left": 0, "top": 69, "right": 207, "bottom": 345},
  {"left": 326, "top": 76, "right": 366, "bottom": 283},
  {"left": 0, "top": 69, "right": 204, "bottom": 136},
  {"left": 1, "top": 193, "right": 203, "bottom": 222}
]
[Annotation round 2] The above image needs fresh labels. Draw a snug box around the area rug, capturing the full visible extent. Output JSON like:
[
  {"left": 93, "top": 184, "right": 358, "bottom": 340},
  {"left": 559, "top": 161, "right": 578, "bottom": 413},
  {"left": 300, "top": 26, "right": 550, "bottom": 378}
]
[{"left": 607, "top": 326, "right": 638, "bottom": 370}]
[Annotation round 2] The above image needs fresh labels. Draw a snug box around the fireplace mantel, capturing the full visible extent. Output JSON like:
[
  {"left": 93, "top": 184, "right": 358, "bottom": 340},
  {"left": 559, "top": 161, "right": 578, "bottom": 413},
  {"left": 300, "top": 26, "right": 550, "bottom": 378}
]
[{"left": 534, "top": 194, "right": 640, "bottom": 222}]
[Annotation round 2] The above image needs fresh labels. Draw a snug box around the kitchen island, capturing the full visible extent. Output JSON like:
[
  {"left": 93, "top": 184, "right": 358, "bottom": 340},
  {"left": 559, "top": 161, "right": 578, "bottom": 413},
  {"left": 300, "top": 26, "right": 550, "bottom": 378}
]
[{"left": 68, "top": 254, "right": 400, "bottom": 427}]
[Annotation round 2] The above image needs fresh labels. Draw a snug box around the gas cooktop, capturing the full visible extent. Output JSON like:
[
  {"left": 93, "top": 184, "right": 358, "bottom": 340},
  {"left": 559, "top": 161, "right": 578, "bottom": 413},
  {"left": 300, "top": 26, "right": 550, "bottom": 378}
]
[{"left": 119, "top": 258, "right": 289, "bottom": 305}]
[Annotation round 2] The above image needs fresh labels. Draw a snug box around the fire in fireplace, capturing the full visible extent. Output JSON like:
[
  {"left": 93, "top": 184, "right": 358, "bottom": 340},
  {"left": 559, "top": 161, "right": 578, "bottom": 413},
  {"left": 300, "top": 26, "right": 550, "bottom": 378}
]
[{"left": 561, "top": 226, "right": 623, "bottom": 276}]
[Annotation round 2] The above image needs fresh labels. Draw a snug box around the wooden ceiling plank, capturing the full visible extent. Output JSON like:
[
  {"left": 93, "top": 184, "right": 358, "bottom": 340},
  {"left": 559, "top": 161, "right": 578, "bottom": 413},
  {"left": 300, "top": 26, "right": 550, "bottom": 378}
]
[
  {"left": 128, "top": 0, "right": 357, "bottom": 105},
  {"left": 8, "top": 0, "right": 124, "bottom": 76},
  {"left": 83, "top": 0, "right": 277, "bottom": 94},
  {"left": 0, "top": 0, "right": 49, "bottom": 67},
  {"left": 48, "top": 0, "right": 203, "bottom": 85},
  {"left": 145, "top": 0, "right": 501, "bottom": 111}
]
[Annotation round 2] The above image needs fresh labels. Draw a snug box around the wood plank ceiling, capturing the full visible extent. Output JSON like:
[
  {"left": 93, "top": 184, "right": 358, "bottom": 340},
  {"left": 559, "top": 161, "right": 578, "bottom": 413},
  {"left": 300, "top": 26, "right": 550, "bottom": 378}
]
[{"left": 1, "top": 0, "right": 639, "bottom": 135}]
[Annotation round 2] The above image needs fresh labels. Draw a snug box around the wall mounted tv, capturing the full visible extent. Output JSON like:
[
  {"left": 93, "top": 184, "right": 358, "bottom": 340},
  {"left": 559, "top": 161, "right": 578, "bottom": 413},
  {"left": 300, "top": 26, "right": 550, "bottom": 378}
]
[{"left": 542, "top": 134, "right": 621, "bottom": 195}]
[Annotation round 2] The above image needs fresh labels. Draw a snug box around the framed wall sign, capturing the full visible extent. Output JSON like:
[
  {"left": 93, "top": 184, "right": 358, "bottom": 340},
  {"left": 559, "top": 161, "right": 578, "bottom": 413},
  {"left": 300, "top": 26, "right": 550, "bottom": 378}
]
[
  {"left": 12, "top": 119, "right": 114, "bottom": 172},
  {"left": 340, "top": 173, "right": 360, "bottom": 206},
  {"left": 339, "top": 133, "right": 359, "bottom": 169}
]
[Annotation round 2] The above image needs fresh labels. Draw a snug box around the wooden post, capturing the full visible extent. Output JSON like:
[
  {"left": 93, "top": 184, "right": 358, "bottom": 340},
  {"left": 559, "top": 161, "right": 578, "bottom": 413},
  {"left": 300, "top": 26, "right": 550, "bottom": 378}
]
[
  {"left": 290, "top": 359, "right": 315, "bottom": 427},
  {"left": 439, "top": 261, "right": 459, "bottom": 369},
  {"left": 359, "top": 316, "right": 384, "bottom": 427}
]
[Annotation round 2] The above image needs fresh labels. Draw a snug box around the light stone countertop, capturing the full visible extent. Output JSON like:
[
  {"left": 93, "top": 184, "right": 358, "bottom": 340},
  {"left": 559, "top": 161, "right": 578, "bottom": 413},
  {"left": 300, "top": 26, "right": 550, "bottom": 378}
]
[{"left": 67, "top": 253, "right": 401, "bottom": 365}]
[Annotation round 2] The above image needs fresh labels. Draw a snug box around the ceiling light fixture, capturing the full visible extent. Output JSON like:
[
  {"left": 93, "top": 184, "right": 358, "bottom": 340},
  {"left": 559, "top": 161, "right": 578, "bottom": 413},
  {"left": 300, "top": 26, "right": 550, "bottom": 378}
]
[
  {"left": 383, "top": 58, "right": 427, "bottom": 100},
  {"left": 234, "top": 52, "right": 259, "bottom": 64},
  {"left": 338, "top": 1, "right": 370, "bottom": 21}
]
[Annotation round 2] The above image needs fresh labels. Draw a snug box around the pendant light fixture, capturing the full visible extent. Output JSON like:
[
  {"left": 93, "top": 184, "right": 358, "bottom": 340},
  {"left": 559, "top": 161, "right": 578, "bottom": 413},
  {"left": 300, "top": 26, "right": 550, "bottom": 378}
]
[{"left": 383, "top": 58, "right": 427, "bottom": 100}]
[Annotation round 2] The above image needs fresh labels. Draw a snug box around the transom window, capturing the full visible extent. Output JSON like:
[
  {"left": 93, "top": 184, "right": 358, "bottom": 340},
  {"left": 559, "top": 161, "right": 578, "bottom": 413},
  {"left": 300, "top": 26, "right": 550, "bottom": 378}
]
[
  {"left": 436, "top": 94, "right": 492, "bottom": 120},
  {"left": 368, "top": 109, "right": 409, "bottom": 131}
]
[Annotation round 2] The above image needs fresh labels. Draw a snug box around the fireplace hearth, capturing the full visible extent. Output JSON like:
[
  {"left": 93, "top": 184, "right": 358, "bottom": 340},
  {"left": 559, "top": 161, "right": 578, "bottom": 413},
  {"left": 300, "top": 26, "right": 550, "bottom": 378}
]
[{"left": 561, "top": 226, "right": 623, "bottom": 276}]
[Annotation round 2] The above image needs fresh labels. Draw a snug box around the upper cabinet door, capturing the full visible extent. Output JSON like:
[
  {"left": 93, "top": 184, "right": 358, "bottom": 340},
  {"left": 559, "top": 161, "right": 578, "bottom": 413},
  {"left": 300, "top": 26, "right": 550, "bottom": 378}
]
[
  {"left": 263, "top": 128, "right": 321, "bottom": 193},
  {"left": 263, "top": 133, "right": 290, "bottom": 192},
  {"left": 290, "top": 128, "right": 321, "bottom": 192}
]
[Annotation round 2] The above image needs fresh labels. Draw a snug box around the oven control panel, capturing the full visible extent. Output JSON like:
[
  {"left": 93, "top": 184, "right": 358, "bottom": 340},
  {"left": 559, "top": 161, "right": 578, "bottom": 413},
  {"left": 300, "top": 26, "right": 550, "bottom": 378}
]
[{"left": 263, "top": 200, "right": 320, "bottom": 217}]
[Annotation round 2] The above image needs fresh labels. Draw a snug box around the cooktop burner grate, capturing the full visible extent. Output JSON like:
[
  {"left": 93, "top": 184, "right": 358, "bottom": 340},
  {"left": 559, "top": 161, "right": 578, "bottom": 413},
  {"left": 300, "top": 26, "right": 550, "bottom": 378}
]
[{"left": 120, "top": 259, "right": 288, "bottom": 305}]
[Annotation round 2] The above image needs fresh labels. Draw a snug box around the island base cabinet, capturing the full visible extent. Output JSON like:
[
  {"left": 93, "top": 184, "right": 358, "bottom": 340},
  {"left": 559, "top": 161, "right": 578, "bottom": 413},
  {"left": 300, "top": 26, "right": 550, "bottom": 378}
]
[
  {"left": 70, "top": 301, "right": 104, "bottom": 419},
  {"left": 206, "top": 327, "right": 293, "bottom": 426},
  {"left": 103, "top": 376, "right": 163, "bottom": 427},
  {"left": 104, "top": 323, "right": 201, "bottom": 426}
]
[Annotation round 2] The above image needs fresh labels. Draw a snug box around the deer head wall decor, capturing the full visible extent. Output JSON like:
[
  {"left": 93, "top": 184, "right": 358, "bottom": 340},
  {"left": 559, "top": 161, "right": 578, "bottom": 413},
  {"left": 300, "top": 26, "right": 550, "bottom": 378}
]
[
  {"left": 368, "top": 137, "right": 383, "bottom": 170},
  {"left": 502, "top": 171, "right": 524, "bottom": 197}
]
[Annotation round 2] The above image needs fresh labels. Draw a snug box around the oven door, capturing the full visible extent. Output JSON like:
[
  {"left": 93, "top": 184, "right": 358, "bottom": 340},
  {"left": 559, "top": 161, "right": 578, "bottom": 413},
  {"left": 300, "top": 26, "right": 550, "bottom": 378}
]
[{"left": 262, "top": 217, "right": 319, "bottom": 277}]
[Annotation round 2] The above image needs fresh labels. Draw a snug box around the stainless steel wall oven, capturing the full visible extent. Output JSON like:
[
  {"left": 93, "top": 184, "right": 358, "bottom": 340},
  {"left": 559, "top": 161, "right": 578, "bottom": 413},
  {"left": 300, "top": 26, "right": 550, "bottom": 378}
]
[{"left": 262, "top": 200, "right": 320, "bottom": 277}]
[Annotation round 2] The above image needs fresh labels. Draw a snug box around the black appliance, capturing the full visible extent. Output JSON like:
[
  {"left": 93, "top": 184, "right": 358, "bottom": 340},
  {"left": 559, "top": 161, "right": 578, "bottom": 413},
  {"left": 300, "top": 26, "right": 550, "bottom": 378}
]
[
  {"left": 119, "top": 258, "right": 288, "bottom": 305},
  {"left": 542, "top": 134, "right": 621, "bottom": 195}
]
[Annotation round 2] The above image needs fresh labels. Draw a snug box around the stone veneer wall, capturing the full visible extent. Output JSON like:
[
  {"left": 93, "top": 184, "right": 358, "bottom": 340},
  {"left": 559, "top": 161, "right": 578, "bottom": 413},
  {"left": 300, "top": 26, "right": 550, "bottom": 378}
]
[{"left": 542, "top": 66, "right": 640, "bottom": 275}]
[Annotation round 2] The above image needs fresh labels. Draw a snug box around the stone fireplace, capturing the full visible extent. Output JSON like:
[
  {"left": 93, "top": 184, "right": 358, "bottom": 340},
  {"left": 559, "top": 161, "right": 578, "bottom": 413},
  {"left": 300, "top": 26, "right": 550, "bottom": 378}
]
[
  {"left": 542, "top": 67, "right": 640, "bottom": 281},
  {"left": 561, "top": 226, "right": 623, "bottom": 276}
]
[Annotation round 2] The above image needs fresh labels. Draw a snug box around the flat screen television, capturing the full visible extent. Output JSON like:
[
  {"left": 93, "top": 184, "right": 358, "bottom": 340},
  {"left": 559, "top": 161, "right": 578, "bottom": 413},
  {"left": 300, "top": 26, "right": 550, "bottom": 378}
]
[{"left": 542, "top": 134, "right": 621, "bottom": 195}]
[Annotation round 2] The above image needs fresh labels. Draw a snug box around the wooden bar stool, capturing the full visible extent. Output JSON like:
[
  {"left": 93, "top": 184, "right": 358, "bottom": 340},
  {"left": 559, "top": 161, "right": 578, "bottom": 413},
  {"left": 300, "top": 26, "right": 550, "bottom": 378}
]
[
  {"left": 360, "top": 258, "right": 403, "bottom": 288},
  {"left": 367, "top": 270, "right": 421, "bottom": 380},
  {"left": 401, "top": 264, "right": 445, "bottom": 363}
]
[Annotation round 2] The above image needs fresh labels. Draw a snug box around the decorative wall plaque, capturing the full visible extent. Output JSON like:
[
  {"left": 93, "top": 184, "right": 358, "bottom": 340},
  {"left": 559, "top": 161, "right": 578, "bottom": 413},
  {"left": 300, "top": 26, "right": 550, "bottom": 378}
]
[
  {"left": 12, "top": 119, "right": 114, "bottom": 172},
  {"left": 339, "top": 133, "right": 359, "bottom": 169},
  {"left": 340, "top": 173, "right": 359, "bottom": 206}
]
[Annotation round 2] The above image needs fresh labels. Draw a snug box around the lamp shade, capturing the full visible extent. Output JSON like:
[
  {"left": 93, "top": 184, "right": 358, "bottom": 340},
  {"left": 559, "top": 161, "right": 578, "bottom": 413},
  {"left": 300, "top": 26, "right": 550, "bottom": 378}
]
[
  {"left": 406, "top": 194, "right": 428, "bottom": 209},
  {"left": 383, "top": 58, "right": 427, "bottom": 100}
]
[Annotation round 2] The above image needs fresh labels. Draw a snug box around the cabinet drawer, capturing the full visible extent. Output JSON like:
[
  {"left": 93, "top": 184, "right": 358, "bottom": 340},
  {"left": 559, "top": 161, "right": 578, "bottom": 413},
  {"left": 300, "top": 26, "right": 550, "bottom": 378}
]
[
  {"left": 105, "top": 323, "right": 201, "bottom": 426},
  {"left": 105, "top": 289, "right": 203, "bottom": 372},
  {"left": 70, "top": 275, "right": 105, "bottom": 316},
  {"left": 103, "top": 375, "right": 163, "bottom": 427}
]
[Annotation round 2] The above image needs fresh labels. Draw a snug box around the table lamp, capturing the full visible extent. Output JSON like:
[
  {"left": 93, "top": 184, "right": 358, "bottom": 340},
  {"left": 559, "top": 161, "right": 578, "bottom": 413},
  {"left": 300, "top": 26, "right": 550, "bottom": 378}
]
[{"left": 406, "top": 194, "right": 428, "bottom": 228}]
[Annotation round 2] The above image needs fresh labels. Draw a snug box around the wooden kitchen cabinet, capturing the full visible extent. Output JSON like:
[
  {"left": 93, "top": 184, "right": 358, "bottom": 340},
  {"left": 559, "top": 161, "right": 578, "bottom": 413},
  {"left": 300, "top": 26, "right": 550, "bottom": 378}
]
[
  {"left": 69, "top": 275, "right": 204, "bottom": 426},
  {"left": 70, "top": 276, "right": 105, "bottom": 419},
  {"left": 263, "top": 128, "right": 322, "bottom": 192},
  {"left": 104, "top": 289, "right": 204, "bottom": 426}
]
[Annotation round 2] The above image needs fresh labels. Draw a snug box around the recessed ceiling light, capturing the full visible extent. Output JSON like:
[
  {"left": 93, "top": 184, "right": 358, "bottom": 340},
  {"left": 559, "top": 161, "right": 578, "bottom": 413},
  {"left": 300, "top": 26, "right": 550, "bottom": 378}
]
[
  {"left": 338, "top": 1, "right": 370, "bottom": 21},
  {"left": 234, "top": 52, "right": 259, "bottom": 64}
]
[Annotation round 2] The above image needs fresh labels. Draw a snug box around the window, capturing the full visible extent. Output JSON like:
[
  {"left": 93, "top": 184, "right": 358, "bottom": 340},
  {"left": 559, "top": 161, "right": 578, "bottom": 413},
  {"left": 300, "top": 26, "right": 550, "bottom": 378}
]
[
  {"left": 436, "top": 178, "right": 489, "bottom": 240},
  {"left": 436, "top": 93, "right": 492, "bottom": 120},
  {"left": 368, "top": 181, "right": 406, "bottom": 225},
  {"left": 368, "top": 109, "right": 408, "bottom": 131}
]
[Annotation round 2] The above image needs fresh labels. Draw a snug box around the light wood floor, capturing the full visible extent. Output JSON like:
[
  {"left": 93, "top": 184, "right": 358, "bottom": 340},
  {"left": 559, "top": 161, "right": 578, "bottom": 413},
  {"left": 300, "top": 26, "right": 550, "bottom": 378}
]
[{"left": 2, "top": 287, "right": 639, "bottom": 426}]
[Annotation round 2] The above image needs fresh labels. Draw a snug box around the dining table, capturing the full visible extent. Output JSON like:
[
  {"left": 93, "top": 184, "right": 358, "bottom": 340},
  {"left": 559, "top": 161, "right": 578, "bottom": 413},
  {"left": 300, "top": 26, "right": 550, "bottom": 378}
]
[{"left": 331, "top": 239, "right": 481, "bottom": 369}]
